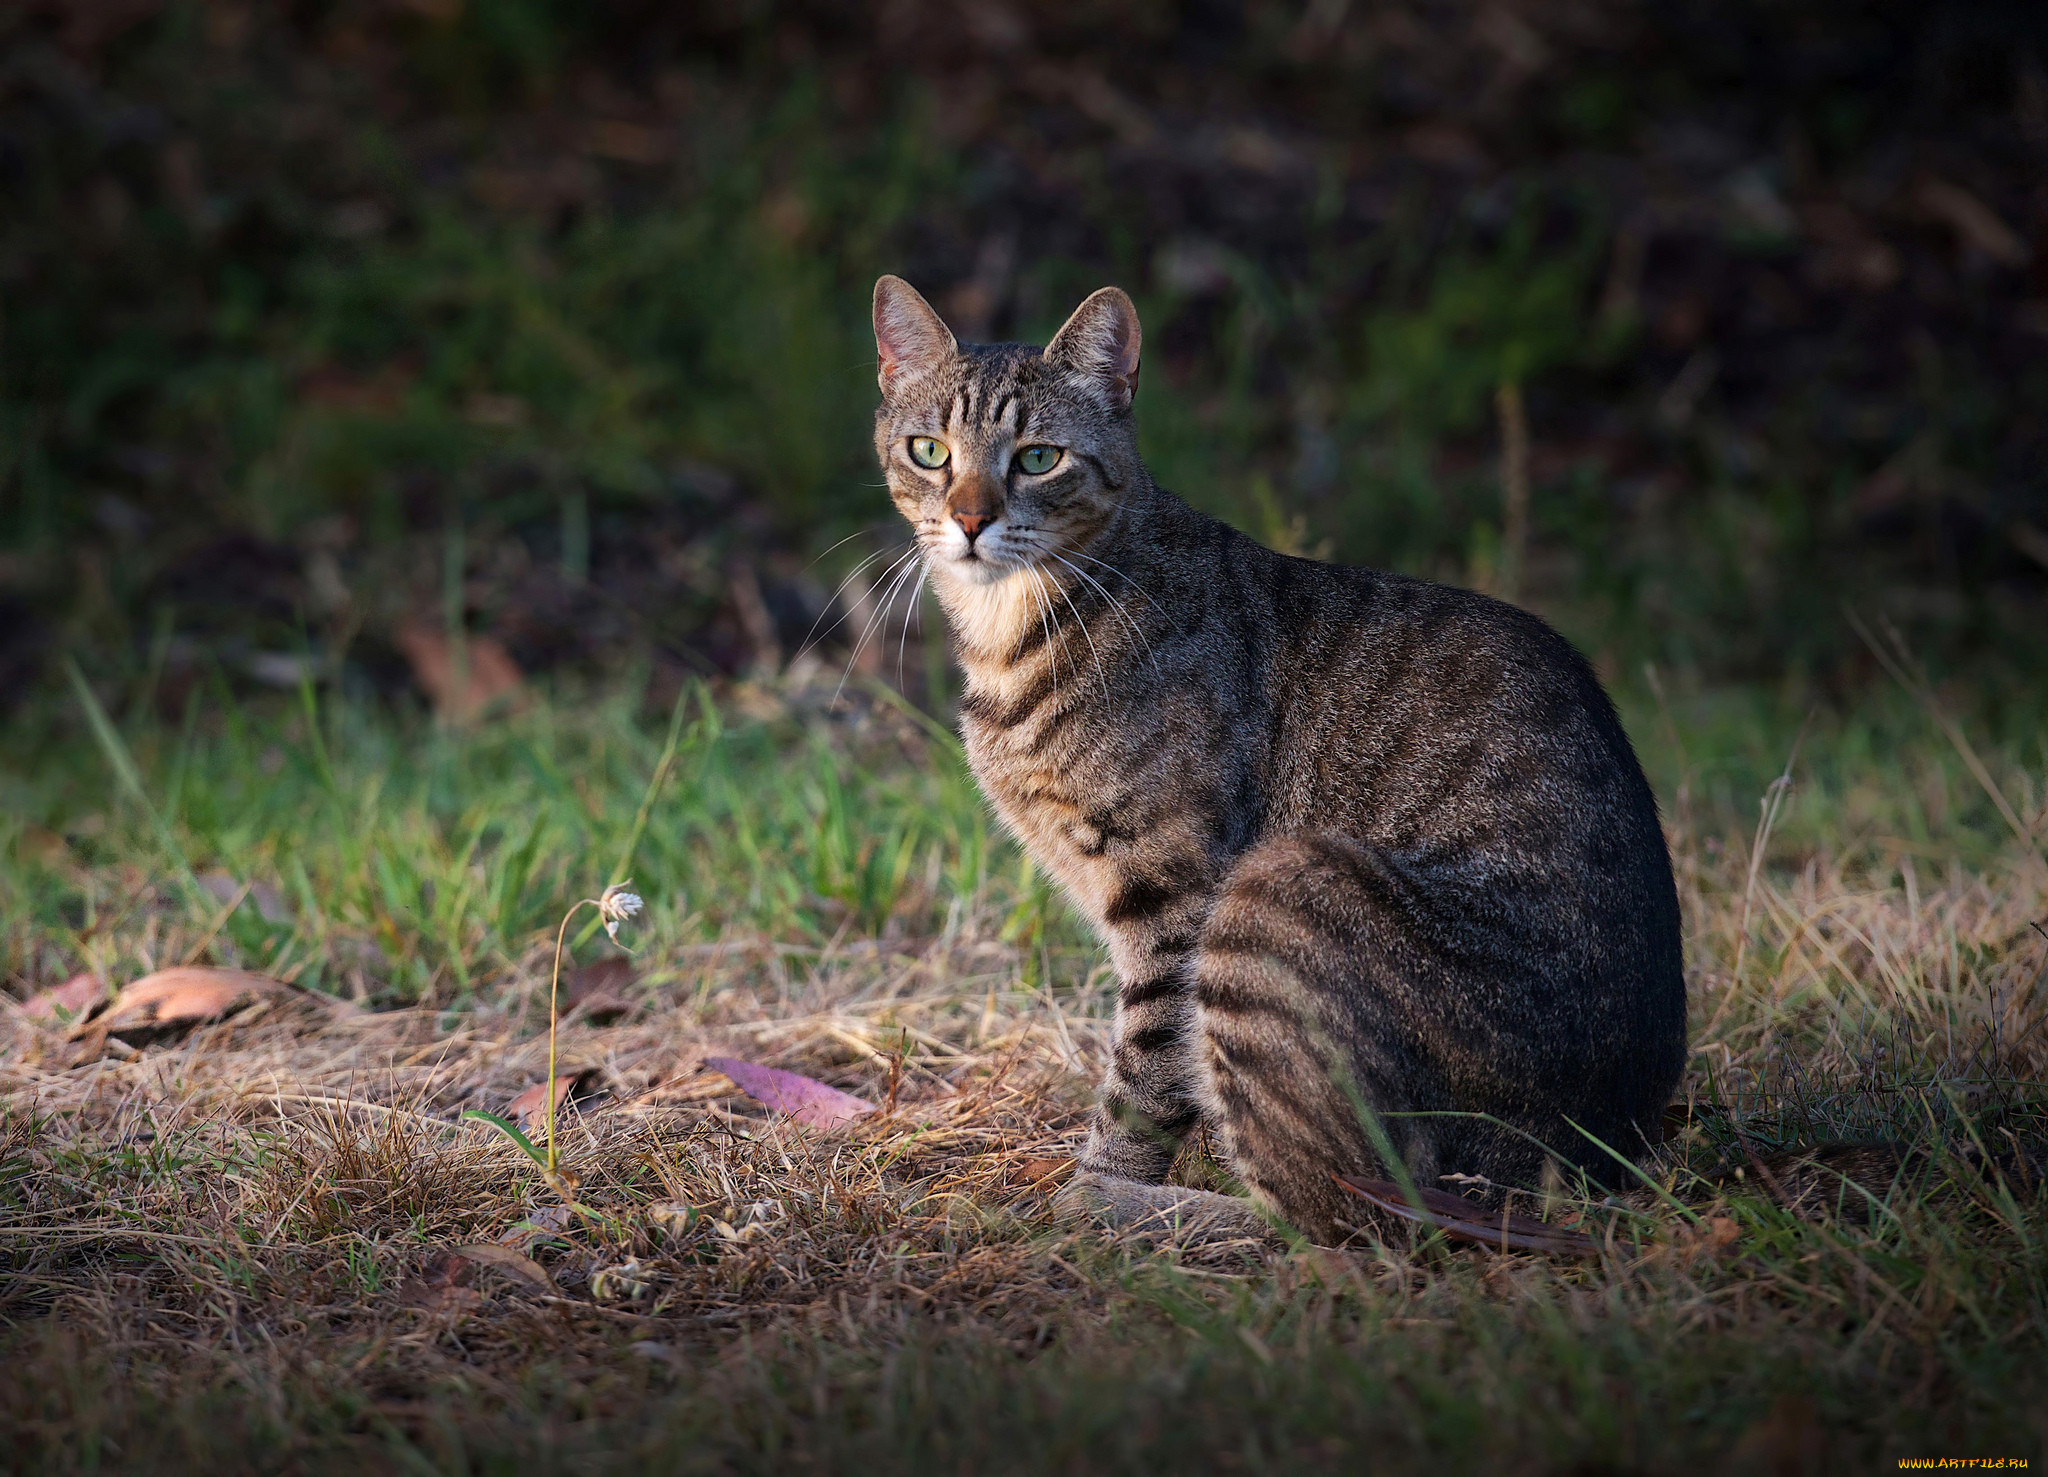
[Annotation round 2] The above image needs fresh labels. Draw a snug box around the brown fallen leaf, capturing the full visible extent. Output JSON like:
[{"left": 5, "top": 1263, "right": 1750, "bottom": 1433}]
[
  {"left": 564, "top": 955, "right": 636, "bottom": 1022},
  {"left": 397, "top": 1253, "right": 483, "bottom": 1314},
  {"left": 68, "top": 967, "right": 286, "bottom": 1060},
  {"left": 400, "top": 1281, "right": 484, "bottom": 1314},
  {"left": 449, "top": 1243, "right": 553, "bottom": 1292},
  {"left": 20, "top": 972, "right": 106, "bottom": 1025},
  {"left": 395, "top": 621, "right": 525, "bottom": 724},
  {"left": 703, "top": 1056, "right": 874, "bottom": 1129},
  {"left": 1335, "top": 1176, "right": 1603, "bottom": 1258},
  {"left": 1011, "top": 1155, "right": 1077, "bottom": 1187},
  {"left": 506, "top": 1071, "right": 590, "bottom": 1132}
]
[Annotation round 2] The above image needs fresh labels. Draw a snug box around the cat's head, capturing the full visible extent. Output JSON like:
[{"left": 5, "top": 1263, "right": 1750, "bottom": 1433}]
[{"left": 871, "top": 276, "right": 1143, "bottom": 588}]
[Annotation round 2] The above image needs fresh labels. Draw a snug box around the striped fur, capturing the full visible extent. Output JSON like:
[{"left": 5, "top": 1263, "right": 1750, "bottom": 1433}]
[{"left": 872, "top": 277, "right": 1686, "bottom": 1243}]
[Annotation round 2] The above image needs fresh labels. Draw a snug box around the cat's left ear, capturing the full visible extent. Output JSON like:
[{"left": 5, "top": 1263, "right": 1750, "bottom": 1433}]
[
  {"left": 1045, "top": 287, "right": 1141, "bottom": 412},
  {"left": 874, "top": 276, "right": 959, "bottom": 392}
]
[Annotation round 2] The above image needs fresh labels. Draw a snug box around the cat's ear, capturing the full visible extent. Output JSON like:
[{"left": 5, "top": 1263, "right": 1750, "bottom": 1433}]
[
  {"left": 873, "top": 276, "right": 958, "bottom": 392},
  {"left": 1044, "top": 287, "right": 1142, "bottom": 412}
]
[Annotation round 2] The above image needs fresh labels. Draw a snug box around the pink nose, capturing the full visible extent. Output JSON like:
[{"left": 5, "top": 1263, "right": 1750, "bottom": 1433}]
[{"left": 954, "top": 510, "right": 991, "bottom": 539}]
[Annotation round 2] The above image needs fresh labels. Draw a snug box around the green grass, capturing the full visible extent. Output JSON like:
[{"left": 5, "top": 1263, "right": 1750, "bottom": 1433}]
[
  {"left": 5, "top": 656, "right": 2039, "bottom": 1008},
  {"left": 0, "top": 676, "right": 1077, "bottom": 1006}
]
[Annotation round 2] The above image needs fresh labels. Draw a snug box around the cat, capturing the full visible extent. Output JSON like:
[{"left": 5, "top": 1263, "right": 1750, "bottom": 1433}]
[{"left": 870, "top": 275, "right": 1687, "bottom": 1244}]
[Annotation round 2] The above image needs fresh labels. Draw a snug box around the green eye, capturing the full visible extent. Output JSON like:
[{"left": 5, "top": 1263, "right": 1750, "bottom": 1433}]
[
  {"left": 909, "top": 436, "right": 949, "bottom": 469},
  {"left": 1016, "top": 445, "right": 1062, "bottom": 475}
]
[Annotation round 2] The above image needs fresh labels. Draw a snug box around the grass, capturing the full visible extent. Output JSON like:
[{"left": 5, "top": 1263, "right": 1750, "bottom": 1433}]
[{"left": 2, "top": 668, "right": 2045, "bottom": 1472}]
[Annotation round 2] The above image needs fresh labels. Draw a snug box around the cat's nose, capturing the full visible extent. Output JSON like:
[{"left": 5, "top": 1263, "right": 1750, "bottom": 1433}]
[{"left": 953, "top": 510, "right": 993, "bottom": 541}]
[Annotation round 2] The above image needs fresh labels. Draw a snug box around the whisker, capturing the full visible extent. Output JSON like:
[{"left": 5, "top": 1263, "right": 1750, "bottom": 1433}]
[
  {"left": 1066, "top": 547, "right": 1186, "bottom": 636},
  {"left": 896, "top": 566, "right": 929, "bottom": 692},
  {"left": 832, "top": 549, "right": 925, "bottom": 707},
  {"left": 1046, "top": 563, "right": 1114, "bottom": 706},
  {"left": 1046, "top": 550, "right": 1161, "bottom": 676},
  {"left": 804, "top": 527, "right": 885, "bottom": 572},
  {"left": 1026, "top": 566, "right": 1060, "bottom": 706},
  {"left": 794, "top": 540, "right": 916, "bottom": 664},
  {"left": 1035, "top": 565, "right": 1083, "bottom": 687}
]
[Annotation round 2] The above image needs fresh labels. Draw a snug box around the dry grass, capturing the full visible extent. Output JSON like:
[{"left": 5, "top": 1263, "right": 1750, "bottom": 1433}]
[{"left": 2, "top": 691, "right": 2045, "bottom": 1473}]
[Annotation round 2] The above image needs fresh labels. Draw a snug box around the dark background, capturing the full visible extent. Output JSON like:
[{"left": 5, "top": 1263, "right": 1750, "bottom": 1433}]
[{"left": 4, "top": 0, "right": 2046, "bottom": 720}]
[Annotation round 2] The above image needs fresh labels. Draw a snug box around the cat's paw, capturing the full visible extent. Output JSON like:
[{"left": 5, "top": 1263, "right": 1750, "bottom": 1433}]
[{"left": 1053, "top": 1170, "right": 1278, "bottom": 1251}]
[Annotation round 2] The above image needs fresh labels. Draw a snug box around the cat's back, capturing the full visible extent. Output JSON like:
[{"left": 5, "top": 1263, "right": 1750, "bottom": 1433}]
[{"left": 1201, "top": 527, "right": 1666, "bottom": 892}]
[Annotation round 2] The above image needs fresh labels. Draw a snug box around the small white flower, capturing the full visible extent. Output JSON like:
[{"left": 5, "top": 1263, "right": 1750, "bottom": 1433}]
[{"left": 598, "top": 882, "right": 643, "bottom": 943}]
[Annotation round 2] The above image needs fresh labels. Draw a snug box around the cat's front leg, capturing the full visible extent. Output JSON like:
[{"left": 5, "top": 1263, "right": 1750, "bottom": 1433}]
[{"left": 1081, "top": 930, "right": 1206, "bottom": 1183}]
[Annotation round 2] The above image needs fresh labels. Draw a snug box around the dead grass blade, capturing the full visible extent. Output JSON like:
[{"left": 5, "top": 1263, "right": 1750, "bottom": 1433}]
[{"left": 450, "top": 1243, "right": 555, "bottom": 1291}]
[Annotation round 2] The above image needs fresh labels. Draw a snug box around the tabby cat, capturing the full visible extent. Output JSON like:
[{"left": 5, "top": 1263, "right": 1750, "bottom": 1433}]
[{"left": 871, "top": 275, "right": 1686, "bottom": 1243}]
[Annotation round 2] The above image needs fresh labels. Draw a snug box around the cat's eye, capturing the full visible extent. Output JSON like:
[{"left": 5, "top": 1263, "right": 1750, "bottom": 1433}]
[
  {"left": 1016, "top": 445, "right": 1063, "bottom": 475},
  {"left": 909, "top": 436, "right": 950, "bottom": 469}
]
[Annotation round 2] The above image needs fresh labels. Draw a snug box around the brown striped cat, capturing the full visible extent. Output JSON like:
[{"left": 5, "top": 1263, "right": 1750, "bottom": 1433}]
[{"left": 871, "top": 276, "right": 1686, "bottom": 1244}]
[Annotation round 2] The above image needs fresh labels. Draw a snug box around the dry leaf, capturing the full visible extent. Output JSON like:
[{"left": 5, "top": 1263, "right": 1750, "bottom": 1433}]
[
  {"left": 702, "top": 1055, "right": 874, "bottom": 1128},
  {"left": 395, "top": 622, "right": 525, "bottom": 723},
  {"left": 1011, "top": 1155, "right": 1076, "bottom": 1186},
  {"left": 449, "top": 1242, "right": 553, "bottom": 1291},
  {"left": 20, "top": 972, "right": 106, "bottom": 1024},
  {"left": 69, "top": 966, "right": 285, "bottom": 1058},
  {"left": 506, "top": 1072, "right": 585, "bottom": 1131},
  {"left": 397, "top": 1253, "right": 482, "bottom": 1313},
  {"left": 1336, "top": 1176, "right": 1603, "bottom": 1258},
  {"left": 564, "top": 955, "right": 635, "bottom": 1022}
]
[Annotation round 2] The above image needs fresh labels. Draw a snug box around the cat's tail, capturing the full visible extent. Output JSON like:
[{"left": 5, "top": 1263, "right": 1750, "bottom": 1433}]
[{"left": 1189, "top": 831, "right": 1460, "bottom": 1243}]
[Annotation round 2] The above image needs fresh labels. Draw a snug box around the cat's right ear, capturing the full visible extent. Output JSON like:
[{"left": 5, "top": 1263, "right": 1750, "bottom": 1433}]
[
  {"left": 873, "top": 276, "right": 958, "bottom": 393},
  {"left": 1045, "top": 287, "right": 1141, "bottom": 412}
]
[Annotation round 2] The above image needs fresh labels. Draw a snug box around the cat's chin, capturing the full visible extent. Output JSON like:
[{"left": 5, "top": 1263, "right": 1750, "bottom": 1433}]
[
  {"left": 932, "top": 558, "right": 1052, "bottom": 657},
  {"left": 936, "top": 551, "right": 1028, "bottom": 588}
]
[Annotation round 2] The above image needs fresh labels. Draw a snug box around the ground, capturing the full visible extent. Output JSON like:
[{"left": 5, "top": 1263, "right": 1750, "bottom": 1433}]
[{"left": 2, "top": 672, "right": 2044, "bottom": 1473}]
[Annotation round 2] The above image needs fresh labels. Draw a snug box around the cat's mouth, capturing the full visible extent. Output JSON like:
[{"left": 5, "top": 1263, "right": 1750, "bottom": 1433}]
[
  {"left": 944, "top": 544, "right": 1020, "bottom": 585},
  {"left": 931, "top": 523, "right": 1033, "bottom": 584}
]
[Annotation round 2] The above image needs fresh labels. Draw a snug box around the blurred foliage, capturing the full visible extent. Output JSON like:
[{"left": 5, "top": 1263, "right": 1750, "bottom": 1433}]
[{"left": 2, "top": 0, "right": 2046, "bottom": 707}]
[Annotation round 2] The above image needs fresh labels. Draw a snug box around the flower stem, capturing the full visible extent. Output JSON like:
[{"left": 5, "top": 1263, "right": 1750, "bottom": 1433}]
[{"left": 546, "top": 898, "right": 598, "bottom": 1176}]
